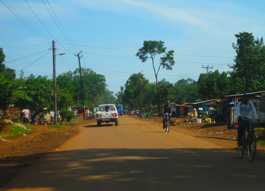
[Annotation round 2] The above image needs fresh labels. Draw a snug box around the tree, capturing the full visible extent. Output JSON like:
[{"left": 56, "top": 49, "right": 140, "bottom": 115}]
[
  {"left": 115, "top": 86, "right": 124, "bottom": 104},
  {"left": 56, "top": 73, "right": 74, "bottom": 110},
  {"left": 136, "top": 41, "right": 175, "bottom": 85},
  {"left": 0, "top": 48, "right": 16, "bottom": 80},
  {"left": 151, "top": 79, "right": 174, "bottom": 107},
  {"left": 101, "top": 89, "right": 117, "bottom": 104},
  {"left": 60, "top": 68, "right": 106, "bottom": 110},
  {"left": 123, "top": 73, "right": 149, "bottom": 108},
  {"left": 231, "top": 32, "right": 265, "bottom": 92},
  {"left": 198, "top": 70, "right": 228, "bottom": 99},
  {"left": 0, "top": 48, "right": 23, "bottom": 111},
  {"left": 15, "top": 75, "right": 53, "bottom": 123},
  {"left": 0, "top": 74, "right": 27, "bottom": 111},
  {"left": 0, "top": 48, "right": 6, "bottom": 73},
  {"left": 173, "top": 78, "right": 199, "bottom": 102}
]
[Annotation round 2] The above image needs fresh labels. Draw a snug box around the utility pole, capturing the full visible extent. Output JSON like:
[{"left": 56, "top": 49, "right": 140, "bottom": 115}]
[
  {"left": 202, "top": 65, "right": 213, "bottom": 75},
  {"left": 75, "top": 51, "right": 86, "bottom": 120},
  {"left": 53, "top": 40, "right": 57, "bottom": 124}
]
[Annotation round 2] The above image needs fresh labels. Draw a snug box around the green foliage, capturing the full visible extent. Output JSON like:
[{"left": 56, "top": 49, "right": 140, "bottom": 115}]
[
  {"left": 173, "top": 78, "right": 199, "bottom": 102},
  {"left": 230, "top": 32, "right": 265, "bottom": 92},
  {"left": 198, "top": 70, "right": 228, "bottom": 99},
  {"left": 14, "top": 75, "right": 53, "bottom": 122},
  {"left": 65, "top": 68, "right": 107, "bottom": 109},
  {"left": 56, "top": 73, "right": 74, "bottom": 110},
  {"left": 49, "top": 124, "right": 65, "bottom": 130},
  {"left": 115, "top": 86, "right": 124, "bottom": 104},
  {"left": 65, "top": 110, "right": 75, "bottom": 122},
  {"left": 123, "top": 73, "right": 149, "bottom": 108},
  {"left": 257, "top": 140, "right": 265, "bottom": 146},
  {"left": 151, "top": 79, "right": 174, "bottom": 106},
  {"left": 0, "top": 49, "right": 22, "bottom": 110},
  {"left": 0, "top": 74, "right": 27, "bottom": 110},
  {"left": 136, "top": 40, "right": 175, "bottom": 85},
  {"left": 0, "top": 48, "right": 16, "bottom": 81},
  {"left": 58, "top": 109, "right": 75, "bottom": 122},
  {"left": 59, "top": 109, "right": 69, "bottom": 122},
  {"left": 0, "top": 125, "right": 32, "bottom": 138},
  {"left": 142, "top": 104, "right": 154, "bottom": 111},
  {"left": 100, "top": 89, "right": 117, "bottom": 105}
]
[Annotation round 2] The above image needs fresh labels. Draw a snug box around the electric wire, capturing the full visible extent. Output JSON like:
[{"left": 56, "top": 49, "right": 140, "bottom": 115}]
[
  {"left": 59, "top": 47, "right": 236, "bottom": 66},
  {"left": 58, "top": 55, "right": 71, "bottom": 70},
  {"left": 18, "top": 50, "right": 52, "bottom": 72},
  {"left": 42, "top": 0, "right": 77, "bottom": 52},
  {"left": 0, "top": 0, "right": 50, "bottom": 45},
  {"left": 46, "top": 0, "right": 81, "bottom": 51},
  {"left": 24, "top": 0, "right": 60, "bottom": 43},
  {"left": 4, "top": 49, "right": 51, "bottom": 64},
  {"left": 58, "top": 42, "right": 265, "bottom": 59},
  {"left": 82, "top": 55, "right": 87, "bottom": 69},
  {"left": 90, "top": 67, "right": 199, "bottom": 78}
]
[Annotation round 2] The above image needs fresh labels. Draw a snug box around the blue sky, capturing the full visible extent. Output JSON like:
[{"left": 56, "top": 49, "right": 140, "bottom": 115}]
[{"left": 1, "top": 0, "right": 265, "bottom": 95}]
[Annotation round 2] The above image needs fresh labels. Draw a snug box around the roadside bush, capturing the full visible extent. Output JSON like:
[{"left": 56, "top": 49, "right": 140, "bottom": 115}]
[
  {"left": 59, "top": 109, "right": 69, "bottom": 122},
  {"left": 65, "top": 111, "right": 75, "bottom": 122}
]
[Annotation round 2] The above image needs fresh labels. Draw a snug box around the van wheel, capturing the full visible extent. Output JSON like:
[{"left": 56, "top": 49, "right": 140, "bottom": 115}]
[
  {"left": 115, "top": 119, "right": 118, "bottom": 126},
  {"left": 97, "top": 121, "right": 101, "bottom": 126}
]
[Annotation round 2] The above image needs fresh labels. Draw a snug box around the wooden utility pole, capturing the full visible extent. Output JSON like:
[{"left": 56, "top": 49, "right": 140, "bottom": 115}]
[
  {"left": 202, "top": 65, "right": 213, "bottom": 75},
  {"left": 75, "top": 51, "right": 86, "bottom": 120},
  {"left": 53, "top": 40, "right": 57, "bottom": 124}
]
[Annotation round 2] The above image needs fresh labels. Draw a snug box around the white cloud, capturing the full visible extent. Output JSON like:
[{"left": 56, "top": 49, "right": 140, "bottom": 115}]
[
  {"left": 76, "top": 0, "right": 265, "bottom": 38},
  {"left": 22, "top": 37, "right": 45, "bottom": 45}
]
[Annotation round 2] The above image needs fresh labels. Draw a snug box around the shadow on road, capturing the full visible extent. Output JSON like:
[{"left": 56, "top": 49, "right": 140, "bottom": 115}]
[
  {"left": 84, "top": 124, "right": 113, "bottom": 128},
  {"left": 2, "top": 147, "right": 265, "bottom": 190},
  {"left": 195, "top": 136, "right": 236, "bottom": 141}
]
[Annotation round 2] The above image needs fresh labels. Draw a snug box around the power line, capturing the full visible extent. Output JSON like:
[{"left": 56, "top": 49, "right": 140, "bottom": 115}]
[
  {"left": 1, "top": 0, "right": 50, "bottom": 45},
  {"left": 24, "top": 0, "right": 59, "bottom": 42},
  {"left": 90, "top": 67, "right": 200, "bottom": 78},
  {"left": 82, "top": 55, "right": 87, "bottom": 69},
  {"left": 58, "top": 42, "right": 265, "bottom": 59},
  {"left": 42, "top": 0, "right": 78, "bottom": 52},
  {"left": 17, "top": 49, "right": 52, "bottom": 73},
  {"left": 4, "top": 49, "right": 51, "bottom": 64},
  {"left": 46, "top": 0, "right": 81, "bottom": 51},
  {"left": 58, "top": 42, "right": 137, "bottom": 52},
  {"left": 59, "top": 48, "right": 237, "bottom": 66}
]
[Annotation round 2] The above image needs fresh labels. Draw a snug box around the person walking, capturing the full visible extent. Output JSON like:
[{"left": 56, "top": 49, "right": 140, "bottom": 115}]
[{"left": 22, "top": 108, "right": 30, "bottom": 123}]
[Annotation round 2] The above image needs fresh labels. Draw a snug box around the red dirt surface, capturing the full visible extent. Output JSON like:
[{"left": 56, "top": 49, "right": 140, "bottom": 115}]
[
  {"left": 0, "top": 119, "right": 96, "bottom": 188},
  {"left": 1, "top": 116, "right": 265, "bottom": 188}
]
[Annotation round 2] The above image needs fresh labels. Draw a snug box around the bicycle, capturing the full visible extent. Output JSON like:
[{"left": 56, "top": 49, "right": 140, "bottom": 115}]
[
  {"left": 164, "top": 113, "right": 170, "bottom": 133},
  {"left": 238, "top": 117, "right": 257, "bottom": 162}
]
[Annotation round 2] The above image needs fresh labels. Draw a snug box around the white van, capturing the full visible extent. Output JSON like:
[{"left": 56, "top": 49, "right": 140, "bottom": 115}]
[{"left": 96, "top": 104, "right": 118, "bottom": 126}]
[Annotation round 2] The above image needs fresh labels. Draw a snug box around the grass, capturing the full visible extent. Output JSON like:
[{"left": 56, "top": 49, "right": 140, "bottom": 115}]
[
  {"left": 49, "top": 124, "right": 65, "bottom": 130},
  {"left": 37, "top": 131, "right": 54, "bottom": 138},
  {"left": 255, "top": 127, "right": 265, "bottom": 131},
  {"left": 68, "top": 119, "right": 81, "bottom": 123},
  {"left": 258, "top": 140, "right": 265, "bottom": 146},
  {"left": 0, "top": 123, "right": 33, "bottom": 139}
]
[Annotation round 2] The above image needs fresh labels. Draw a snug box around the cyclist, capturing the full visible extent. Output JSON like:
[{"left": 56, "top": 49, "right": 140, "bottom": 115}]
[
  {"left": 236, "top": 94, "right": 258, "bottom": 146},
  {"left": 162, "top": 101, "right": 172, "bottom": 129}
]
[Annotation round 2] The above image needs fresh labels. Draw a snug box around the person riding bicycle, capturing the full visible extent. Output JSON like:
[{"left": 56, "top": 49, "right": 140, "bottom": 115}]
[
  {"left": 162, "top": 101, "right": 172, "bottom": 129},
  {"left": 236, "top": 94, "right": 258, "bottom": 146}
]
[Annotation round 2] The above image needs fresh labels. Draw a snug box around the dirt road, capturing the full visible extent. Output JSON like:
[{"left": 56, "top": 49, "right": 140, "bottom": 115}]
[{"left": 3, "top": 116, "right": 265, "bottom": 191}]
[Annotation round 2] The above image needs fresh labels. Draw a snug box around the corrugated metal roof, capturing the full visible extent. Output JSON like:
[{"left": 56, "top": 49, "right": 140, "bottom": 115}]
[{"left": 225, "top": 90, "right": 265, "bottom": 98}]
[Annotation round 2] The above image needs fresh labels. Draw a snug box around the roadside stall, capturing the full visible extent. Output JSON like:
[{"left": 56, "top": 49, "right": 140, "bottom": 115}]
[{"left": 224, "top": 91, "right": 265, "bottom": 129}]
